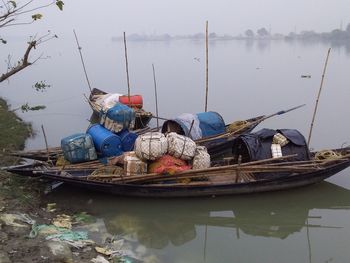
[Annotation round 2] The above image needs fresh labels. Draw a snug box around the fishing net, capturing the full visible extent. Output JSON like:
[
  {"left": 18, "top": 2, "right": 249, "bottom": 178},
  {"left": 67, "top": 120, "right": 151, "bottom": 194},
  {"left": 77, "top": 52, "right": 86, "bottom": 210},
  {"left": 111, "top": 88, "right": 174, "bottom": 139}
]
[
  {"left": 89, "top": 166, "right": 124, "bottom": 177},
  {"left": 314, "top": 150, "right": 342, "bottom": 160},
  {"left": 226, "top": 120, "right": 248, "bottom": 133}
]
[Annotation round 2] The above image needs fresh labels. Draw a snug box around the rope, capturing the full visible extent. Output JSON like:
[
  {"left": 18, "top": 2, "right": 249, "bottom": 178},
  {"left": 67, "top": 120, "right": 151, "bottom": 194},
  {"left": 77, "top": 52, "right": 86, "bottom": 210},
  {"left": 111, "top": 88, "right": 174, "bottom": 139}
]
[
  {"left": 226, "top": 120, "right": 248, "bottom": 133},
  {"left": 314, "top": 150, "right": 342, "bottom": 160},
  {"left": 89, "top": 166, "right": 124, "bottom": 177}
]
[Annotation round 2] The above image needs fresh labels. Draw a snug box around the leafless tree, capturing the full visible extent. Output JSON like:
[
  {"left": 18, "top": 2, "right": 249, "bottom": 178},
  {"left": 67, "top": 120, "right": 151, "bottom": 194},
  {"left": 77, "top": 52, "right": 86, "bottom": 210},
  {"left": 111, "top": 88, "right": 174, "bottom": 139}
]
[{"left": 0, "top": 0, "right": 63, "bottom": 83}]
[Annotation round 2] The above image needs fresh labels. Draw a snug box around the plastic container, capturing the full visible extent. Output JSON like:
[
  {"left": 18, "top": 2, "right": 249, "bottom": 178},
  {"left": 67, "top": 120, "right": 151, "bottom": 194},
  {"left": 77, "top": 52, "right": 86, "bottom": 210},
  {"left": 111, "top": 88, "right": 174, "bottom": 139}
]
[
  {"left": 61, "top": 133, "right": 97, "bottom": 163},
  {"left": 117, "top": 129, "right": 138, "bottom": 151},
  {"left": 119, "top": 95, "right": 143, "bottom": 109},
  {"left": 100, "top": 103, "right": 135, "bottom": 133},
  {"left": 87, "top": 124, "right": 123, "bottom": 157},
  {"left": 124, "top": 151, "right": 147, "bottom": 176}
]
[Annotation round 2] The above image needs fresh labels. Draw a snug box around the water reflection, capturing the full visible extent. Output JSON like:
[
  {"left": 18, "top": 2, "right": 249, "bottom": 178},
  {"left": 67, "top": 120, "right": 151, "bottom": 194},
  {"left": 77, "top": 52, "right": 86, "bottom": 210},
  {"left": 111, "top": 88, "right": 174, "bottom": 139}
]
[{"left": 48, "top": 182, "right": 350, "bottom": 249}]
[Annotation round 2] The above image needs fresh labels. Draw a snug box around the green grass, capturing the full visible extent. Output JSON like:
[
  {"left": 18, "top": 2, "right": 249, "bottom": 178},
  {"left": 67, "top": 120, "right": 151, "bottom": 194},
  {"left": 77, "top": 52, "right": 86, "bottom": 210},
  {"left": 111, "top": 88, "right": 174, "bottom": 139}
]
[
  {"left": 0, "top": 97, "right": 44, "bottom": 208},
  {"left": 0, "top": 98, "right": 32, "bottom": 166}
]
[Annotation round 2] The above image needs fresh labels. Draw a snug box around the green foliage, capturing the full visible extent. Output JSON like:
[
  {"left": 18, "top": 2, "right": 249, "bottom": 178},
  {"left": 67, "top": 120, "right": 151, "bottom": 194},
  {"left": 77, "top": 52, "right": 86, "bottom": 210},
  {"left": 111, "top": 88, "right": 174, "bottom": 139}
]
[
  {"left": 0, "top": 98, "right": 32, "bottom": 165},
  {"left": 20, "top": 103, "right": 46, "bottom": 112},
  {"left": 31, "top": 13, "right": 43, "bottom": 20},
  {"left": 9, "top": 1, "right": 16, "bottom": 8},
  {"left": 32, "top": 81, "right": 51, "bottom": 92},
  {"left": 56, "top": 0, "right": 64, "bottom": 11}
]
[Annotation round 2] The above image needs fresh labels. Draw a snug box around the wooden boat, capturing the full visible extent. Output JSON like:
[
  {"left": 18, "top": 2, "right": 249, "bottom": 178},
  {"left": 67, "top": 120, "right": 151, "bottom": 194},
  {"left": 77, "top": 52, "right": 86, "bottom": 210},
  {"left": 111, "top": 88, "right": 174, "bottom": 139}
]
[
  {"left": 88, "top": 88, "right": 153, "bottom": 130},
  {"left": 13, "top": 148, "right": 350, "bottom": 198},
  {"left": 8, "top": 105, "right": 304, "bottom": 166}
]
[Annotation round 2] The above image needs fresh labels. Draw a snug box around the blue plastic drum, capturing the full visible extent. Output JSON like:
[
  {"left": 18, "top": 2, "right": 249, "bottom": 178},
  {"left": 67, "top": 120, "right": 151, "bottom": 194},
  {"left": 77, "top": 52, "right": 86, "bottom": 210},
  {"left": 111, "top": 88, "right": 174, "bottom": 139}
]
[
  {"left": 87, "top": 124, "right": 123, "bottom": 157},
  {"left": 117, "top": 129, "right": 138, "bottom": 151}
]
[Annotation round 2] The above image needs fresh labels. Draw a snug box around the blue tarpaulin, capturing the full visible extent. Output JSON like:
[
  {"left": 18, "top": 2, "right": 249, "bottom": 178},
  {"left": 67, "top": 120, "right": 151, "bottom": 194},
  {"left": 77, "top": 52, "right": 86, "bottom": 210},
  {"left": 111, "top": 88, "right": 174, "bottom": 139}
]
[
  {"left": 196, "top": 111, "right": 226, "bottom": 137},
  {"left": 162, "top": 111, "right": 225, "bottom": 139}
]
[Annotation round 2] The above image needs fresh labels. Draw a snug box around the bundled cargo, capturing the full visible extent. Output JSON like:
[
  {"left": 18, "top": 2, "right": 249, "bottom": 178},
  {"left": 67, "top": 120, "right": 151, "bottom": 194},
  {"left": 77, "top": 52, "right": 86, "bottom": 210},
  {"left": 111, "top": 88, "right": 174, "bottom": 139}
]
[
  {"left": 192, "top": 146, "right": 211, "bottom": 170},
  {"left": 124, "top": 151, "right": 147, "bottom": 176},
  {"left": 87, "top": 124, "right": 123, "bottom": 157},
  {"left": 135, "top": 132, "right": 168, "bottom": 161},
  {"left": 119, "top": 95, "right": 143, "bottom": 109},
  {"left": 148, "top": 155, "right": 191, "bottom": 175},
  {"left": 95, "top": 93, "right": 122, "bottom": 112},
  {"left": 100, "top": 103, "right": 135, "bottom": 133},
  {"left": 167, "top": 132, "right": 196, "bottom": 160},
  {"left": 61, "top": 133, "right": 97, "bottom": 163}
]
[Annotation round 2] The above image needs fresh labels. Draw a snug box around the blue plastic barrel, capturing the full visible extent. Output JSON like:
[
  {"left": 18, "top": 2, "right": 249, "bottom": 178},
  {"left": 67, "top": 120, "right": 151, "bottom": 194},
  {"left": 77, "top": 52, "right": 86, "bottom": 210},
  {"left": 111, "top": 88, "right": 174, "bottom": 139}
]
[
  {"left": 87, "top": 124, "right": 123, "bottom": 157},
  {"left": 117, "top": 129, "right": 138, "bottom": 151},
  {"left": 196, "top": 111, "right": 226, "bottom": 137},
  {"left": 100, "top": 103, "right": 135, "bottom": 132},
  {"left": 61, "top": 133, "right": 97, "bottom": 163}
]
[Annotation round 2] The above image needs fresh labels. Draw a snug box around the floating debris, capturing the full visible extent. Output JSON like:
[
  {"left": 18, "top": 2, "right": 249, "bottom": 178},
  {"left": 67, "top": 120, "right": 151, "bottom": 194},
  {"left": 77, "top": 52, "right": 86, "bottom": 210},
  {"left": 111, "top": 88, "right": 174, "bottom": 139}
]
[
  {"left": 46, "top": 203, "right": 57, "bottom": 212},
  {"left": 0, "top": 213, "right": 34, "bottom": 227}
]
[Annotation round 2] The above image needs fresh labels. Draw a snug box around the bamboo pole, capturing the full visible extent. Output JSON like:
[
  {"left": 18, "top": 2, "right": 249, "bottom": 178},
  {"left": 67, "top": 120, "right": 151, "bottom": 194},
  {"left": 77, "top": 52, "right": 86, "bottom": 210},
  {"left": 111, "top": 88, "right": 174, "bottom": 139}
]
[
  {"left": 73, "top": 29, "right": 92, "bottom": 92},
  {"left": 152, "top": 64, "right": 160, "bottom": 128},
  {"left": 205, "top": 21, "right": 209, "bottom": 112},
  {"left": 123, "top": 32, "right": 131, "bottom": 106},
  {"left": 307, "top": 48, "right": 331, "bottom": 146},
  {"left": 41, "top": 125, "right": 50, "bottom": 162}
]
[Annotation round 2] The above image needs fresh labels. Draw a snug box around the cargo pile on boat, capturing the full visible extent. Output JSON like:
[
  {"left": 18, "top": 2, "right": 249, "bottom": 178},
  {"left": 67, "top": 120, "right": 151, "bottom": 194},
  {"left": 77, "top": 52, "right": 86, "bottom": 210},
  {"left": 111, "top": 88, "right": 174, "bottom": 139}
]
[
  {"left": 60, "top": 98, "right": 212, "bottom": 179},
  {"left": 134, "top": 132, "right": 210, "bottom": 173},
  {"left": 61, "top": 96, "right": 140, "bottom": 164},
  {"left": 88, "top": 88, "right": 153, "bottom": 130}
]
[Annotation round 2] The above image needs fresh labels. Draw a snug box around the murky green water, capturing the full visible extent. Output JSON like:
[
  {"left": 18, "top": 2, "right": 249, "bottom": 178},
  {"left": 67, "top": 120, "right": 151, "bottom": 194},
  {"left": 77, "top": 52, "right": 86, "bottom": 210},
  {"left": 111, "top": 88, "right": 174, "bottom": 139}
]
[
  {"left": 2, "top": 38, "right": 350, "bottom": 262},
  {"left": 47, "top": 182, "right": 350, "bottom": 263}
]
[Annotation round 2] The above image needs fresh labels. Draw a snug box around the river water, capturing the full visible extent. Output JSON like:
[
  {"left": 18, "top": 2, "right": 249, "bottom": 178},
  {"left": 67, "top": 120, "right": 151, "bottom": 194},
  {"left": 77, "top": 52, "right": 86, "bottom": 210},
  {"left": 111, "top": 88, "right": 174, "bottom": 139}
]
[{"left": 1, "top": 38, "right": 350, "bottom": 262}]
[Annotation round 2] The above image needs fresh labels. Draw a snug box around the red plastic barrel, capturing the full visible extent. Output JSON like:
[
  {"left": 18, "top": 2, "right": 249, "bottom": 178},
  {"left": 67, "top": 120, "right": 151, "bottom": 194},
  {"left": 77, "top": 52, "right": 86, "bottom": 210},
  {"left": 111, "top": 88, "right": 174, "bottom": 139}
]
[{"left": 119, "top": 95, "right": 143, "bottom": 109}]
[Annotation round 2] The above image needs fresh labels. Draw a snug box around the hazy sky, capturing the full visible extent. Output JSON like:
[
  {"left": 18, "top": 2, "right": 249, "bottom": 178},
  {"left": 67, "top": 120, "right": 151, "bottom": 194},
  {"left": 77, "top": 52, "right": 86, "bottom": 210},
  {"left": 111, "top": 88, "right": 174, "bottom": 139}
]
[{"left": 4, "top": 0, "right": 350, "bottom": 37}]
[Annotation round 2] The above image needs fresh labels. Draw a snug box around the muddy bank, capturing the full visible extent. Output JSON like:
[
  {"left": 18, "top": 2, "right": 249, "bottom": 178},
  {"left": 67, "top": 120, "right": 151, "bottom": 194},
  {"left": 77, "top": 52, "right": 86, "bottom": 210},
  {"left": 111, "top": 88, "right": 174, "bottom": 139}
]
[{"left": 0, "top": 98, "right": 148, "bottom": 263}]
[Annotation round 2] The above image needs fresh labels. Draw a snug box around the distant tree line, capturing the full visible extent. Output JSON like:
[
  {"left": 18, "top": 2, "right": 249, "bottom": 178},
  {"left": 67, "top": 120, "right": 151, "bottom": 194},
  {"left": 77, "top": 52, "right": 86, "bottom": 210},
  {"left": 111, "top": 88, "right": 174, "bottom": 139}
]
[
  {"left": 112, "top": 24, "right": 350, "bottom": 42},
  {"left": 285, "top": 23, "right": 350, "bottom": 41}
]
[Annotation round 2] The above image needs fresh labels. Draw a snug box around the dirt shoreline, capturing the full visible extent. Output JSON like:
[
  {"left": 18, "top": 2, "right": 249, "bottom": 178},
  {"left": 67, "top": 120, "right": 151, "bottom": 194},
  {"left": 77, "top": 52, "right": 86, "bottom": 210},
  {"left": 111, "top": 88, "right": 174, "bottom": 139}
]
[
  {"left": 0, "top": 98, "right": 160, "bottom": 263},
  {"left": 0, "top": 98, "right": 100, "bottom": 262}
]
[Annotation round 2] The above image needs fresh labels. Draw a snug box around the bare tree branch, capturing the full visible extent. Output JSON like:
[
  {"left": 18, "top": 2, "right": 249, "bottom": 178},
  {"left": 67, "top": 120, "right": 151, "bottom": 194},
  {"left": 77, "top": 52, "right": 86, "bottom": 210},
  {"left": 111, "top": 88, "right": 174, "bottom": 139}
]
[
  {"left": 0, "top": 0, "right": 64, "bottom": 82},
  {"left": 0, "top": 0, "right": 55, "bottom": 28},
  {"left": 1, "top": 20, "right": 34, "bottom": 27},
  {"left": 0, "top": 40, "right": 36, "bottom": 82}
]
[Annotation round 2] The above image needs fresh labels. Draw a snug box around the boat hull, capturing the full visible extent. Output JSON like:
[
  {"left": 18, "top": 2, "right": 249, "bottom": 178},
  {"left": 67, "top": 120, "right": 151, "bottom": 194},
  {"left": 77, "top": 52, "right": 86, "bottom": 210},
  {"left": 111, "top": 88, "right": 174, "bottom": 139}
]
[{"left": 36, "top": 160, "right": 350, "bottom": 198}]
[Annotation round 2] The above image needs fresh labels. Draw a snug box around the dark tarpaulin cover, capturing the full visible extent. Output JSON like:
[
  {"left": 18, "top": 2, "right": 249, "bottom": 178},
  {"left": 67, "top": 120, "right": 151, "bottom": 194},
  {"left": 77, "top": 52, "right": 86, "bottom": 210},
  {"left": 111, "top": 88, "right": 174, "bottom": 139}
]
[{"left": 232, "top": 128, "right": 310, "bottom": 162}]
